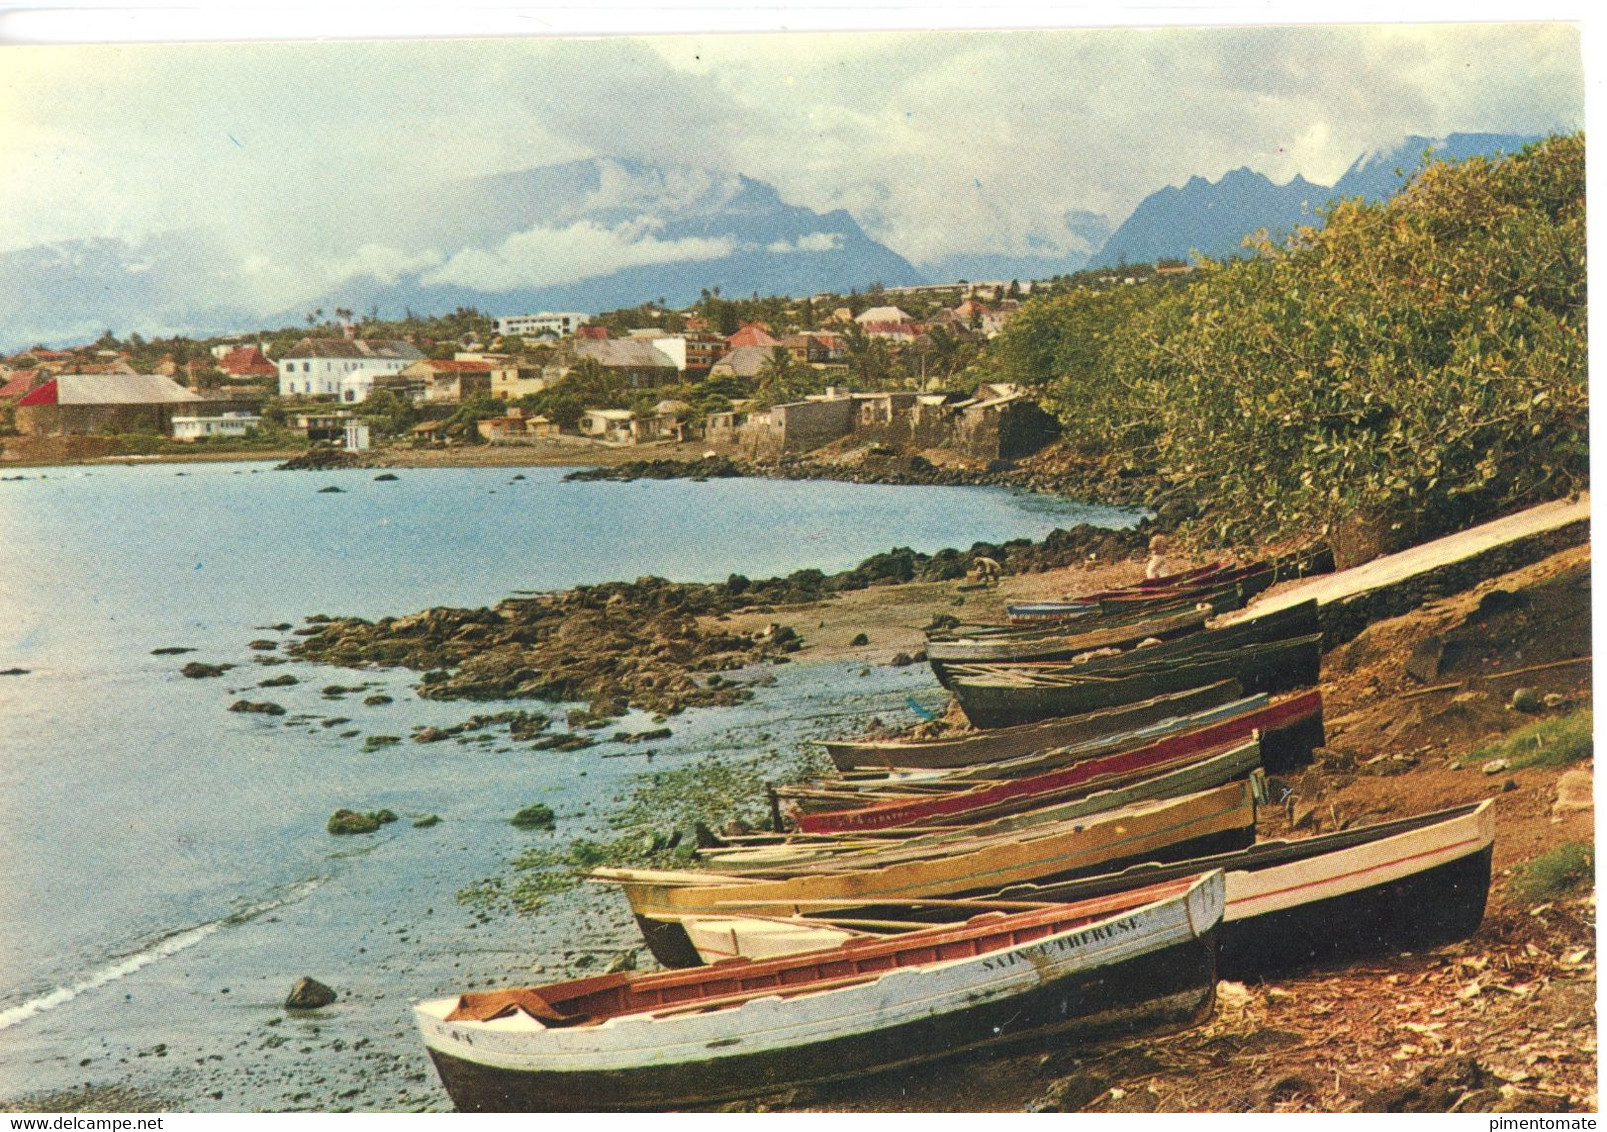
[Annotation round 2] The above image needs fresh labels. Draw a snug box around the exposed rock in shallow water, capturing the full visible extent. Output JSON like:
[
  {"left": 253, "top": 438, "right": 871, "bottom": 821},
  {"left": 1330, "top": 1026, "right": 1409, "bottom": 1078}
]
[
  {"left": 151, "top": 646, "right": 196, "bottom": 656},
  {"left": 182, "top": 661, "right": 233, "bottom": 678},
  {"left": 276, "top": 449, "right": 371, "bottom": 472},
  {"left": 284, "top": 524, "right": 1148, "bottom": 716},
  {"left": 326, "top": 808, "right": 397, "bottom": 835},
  {"left": 284, "top": 976, "right": 338, "bottom": 1010},
  {"left": 229, "top": 699, "right": 286, "bottom": 715}
]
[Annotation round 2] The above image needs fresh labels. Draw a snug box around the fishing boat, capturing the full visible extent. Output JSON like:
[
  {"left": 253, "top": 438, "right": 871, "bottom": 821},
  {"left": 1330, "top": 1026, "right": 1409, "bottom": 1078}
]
[
  {"left": 939, "top": 688, "right": 1321, "bottom": 782},
  {"left": 1003, "top": 562, "right": 1236, "bottom": 623},
  {"left": 925, "top": 605, "right": 1210, "bottom": 684},
  {"left": 947, "top": 633, "right": 1323, "bottom": 728},
  {"left": 591, "top": 779, "right": 1256, "bottom": 968},
  {"left": 701, "top": 747, "right": 1265, "bottom": 876},
  {"left": 414, "top": 872, "right": 1225, "bottom": 1112},
  {"left": 950, "top": 600, "right": 1318, "bottom": 688},
  {"left": 788, "top": 690, "right": 1291, "bottom": 813},
  {"left": 1004, "top": 548, "right": 1332, "bottom": 626},
  {"left": 822, "top": 680, "right": 1244, "bottom": 772},
  {"left": 796, "top": 692, "right": 1318, "bottom": 835},
  {"left": 678, "top": 802, "right": 1492, "bottom": 976}
]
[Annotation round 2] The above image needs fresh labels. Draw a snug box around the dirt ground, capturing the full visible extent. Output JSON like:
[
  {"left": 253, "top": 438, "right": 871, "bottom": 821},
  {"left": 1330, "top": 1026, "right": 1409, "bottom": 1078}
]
[{"left": 727, "top": 543, "right": 1596, "bottom": 1113}]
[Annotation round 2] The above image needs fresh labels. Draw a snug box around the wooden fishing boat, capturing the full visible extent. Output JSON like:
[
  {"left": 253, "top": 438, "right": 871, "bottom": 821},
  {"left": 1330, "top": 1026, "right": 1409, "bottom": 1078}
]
[
  {"left": 940, "top": 689, "right": 1322, "bottom": 780},
  {"left": 791, "top": 691, "right": 1277, "bottom": 809},
  {"left": 1004, "top": 562, "right": 1235, "bottom": 623},
  {"left": 415, "top": 872, "right": 1225, "bottom": 1112},
  {"left": 797, "top": 691, "right": 1319, "bottom": 834},
  {"left": 955, "top": 600, "right": 1318, "bottom": 687},
  {"left": 591, "top": 780, "right": 1256, "bottom": 968},
  {"left": 925, "top": 605, "right": 1209, "bottom": 684},
  {"left": 701, "top": 746, "right": 1265, "bottom": 876},
  {"left": 822, "top": 679, "right": 1244, "bottom": 772},
  {"left": 1004, "top": 547, "right": 1331, "bottom": 626},
  {"left": 678, "top": 802, "right": 1492, "bottom": 978},
  {"left": 947, "top": 633, "right": 1323, "bottom": 728}
]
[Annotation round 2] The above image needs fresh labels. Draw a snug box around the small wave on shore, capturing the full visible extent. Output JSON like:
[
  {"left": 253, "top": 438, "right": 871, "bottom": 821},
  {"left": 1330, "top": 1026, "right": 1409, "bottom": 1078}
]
[{"left": 0, "top": 876, "right": 326, "bottom": 1033}]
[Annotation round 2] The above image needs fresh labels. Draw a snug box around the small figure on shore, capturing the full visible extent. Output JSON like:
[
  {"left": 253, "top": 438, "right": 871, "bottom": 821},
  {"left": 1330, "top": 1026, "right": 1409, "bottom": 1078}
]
[
  {"left": 1144, "top": 535, "right": 1171, "bottom": 580},
  {"left": 972, "top": 556, "right": 1002, "bottom": 586}
]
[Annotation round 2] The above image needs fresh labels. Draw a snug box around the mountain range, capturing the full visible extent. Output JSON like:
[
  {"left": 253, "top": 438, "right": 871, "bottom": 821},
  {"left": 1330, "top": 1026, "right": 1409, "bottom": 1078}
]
[
  {"left": 0, "top": 134, "right": 1550, "bottom": 350},
  {"left": 1091, "top": 133, "right": 1541, "bottom": 267}
]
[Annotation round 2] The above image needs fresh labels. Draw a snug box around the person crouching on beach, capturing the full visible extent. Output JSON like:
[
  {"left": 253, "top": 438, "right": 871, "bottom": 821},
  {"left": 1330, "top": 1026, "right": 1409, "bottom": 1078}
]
[{"left": 1144, "top": 535, "right": 1170, "bottom": 581}]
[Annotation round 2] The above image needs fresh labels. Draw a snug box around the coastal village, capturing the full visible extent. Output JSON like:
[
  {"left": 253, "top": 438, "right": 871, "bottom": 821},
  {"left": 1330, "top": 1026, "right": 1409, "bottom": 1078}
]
[
  {"left": 0, "top": 279, "right": 1078, "bottom": 468},
  {"left": 0, "top": 109, "right": 1590, "bottom": 1116}
]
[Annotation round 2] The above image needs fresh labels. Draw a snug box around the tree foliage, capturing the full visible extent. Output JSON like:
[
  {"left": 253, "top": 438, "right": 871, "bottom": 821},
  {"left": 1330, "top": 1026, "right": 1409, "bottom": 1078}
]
[{"left": 989, "top": 133, "right": 1587, "bottom": 545}]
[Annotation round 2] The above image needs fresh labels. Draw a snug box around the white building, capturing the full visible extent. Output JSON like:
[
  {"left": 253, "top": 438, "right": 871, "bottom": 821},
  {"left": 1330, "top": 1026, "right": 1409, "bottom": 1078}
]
[
  {"left": 494, "top": 312, "right": 589, "bottom": 341},
  {"left": 344, "top": 420, "right": 371, "bottom": 451},
  {"left": 339, "top": 372, "right": 377, "bottom": 404},
  {"left": 172, "top": 411, "right": 262, "bottom": 442},
  {"left": 648, "top": 336, "right": 688, "bottom": 373},
  {"left": 276, "top": 338, "right": 423, "bottom": 398}
]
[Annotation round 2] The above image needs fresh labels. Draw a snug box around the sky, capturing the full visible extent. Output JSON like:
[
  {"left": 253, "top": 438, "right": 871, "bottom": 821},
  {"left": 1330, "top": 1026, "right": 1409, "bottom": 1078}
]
[{"left": 0, "top": 17, "right": 1587, "bottom": 342}]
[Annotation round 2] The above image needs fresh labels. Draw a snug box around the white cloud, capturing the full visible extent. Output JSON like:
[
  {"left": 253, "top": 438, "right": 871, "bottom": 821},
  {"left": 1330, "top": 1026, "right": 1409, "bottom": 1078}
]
[
  {"left": 766, "top": 233, "right": 845, "bottom": 254},
  {"left": 420, "top": 221, "right": 736, "bottom": 291},
  {"left": 325, "top": 244, "right": 445, "bottom": 288},
  {"left": 0, "top": 24, "right": 1583, "bottom": 326}
]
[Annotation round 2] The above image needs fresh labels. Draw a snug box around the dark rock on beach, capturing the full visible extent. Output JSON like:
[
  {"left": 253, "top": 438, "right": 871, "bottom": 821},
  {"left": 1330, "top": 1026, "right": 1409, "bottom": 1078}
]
[
  {"left": 275, "top": 449, "right": 372, "bottom": 472},
  {"left": 151, "top": 646, "right": 197, "bottom": 656},
  {"left": 284, "top": 977, "right": 338, "bottom": 1010},
  {"left": 228, "top": 700, "right": 286, "bottom": 715},
  {"left": 283, "top": 524, "right": 1147, "bottom": 719},
  {"left": 326, "top": 808, "right": 398, "bottom": 835},
  {"left": 0, "top": 667, "right": 29, "bottom": 676},
  {"left": 182, "top": 662, "right": 234, "bottom": 678},
  {"left": 563, "top": 456, "right": 744, "bottom": 483}
]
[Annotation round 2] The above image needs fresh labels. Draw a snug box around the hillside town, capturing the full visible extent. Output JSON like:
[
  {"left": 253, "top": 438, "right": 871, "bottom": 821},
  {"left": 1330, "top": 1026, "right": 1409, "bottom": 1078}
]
[{"left": 0, "top": 272, "right": 1180, "bottom": 466}]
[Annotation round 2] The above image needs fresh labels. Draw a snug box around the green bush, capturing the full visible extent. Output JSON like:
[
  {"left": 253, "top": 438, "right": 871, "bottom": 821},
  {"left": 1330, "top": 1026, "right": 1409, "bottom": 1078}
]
[
  {"left": 1510, "top": 841, "right": 1594, "bottom": 903},
  {"left": 1473, "top": 709, "right": 1592, "bottom": 770},
  {"left": 989, "top": 134, "right": 1587, "bottom": 545}
]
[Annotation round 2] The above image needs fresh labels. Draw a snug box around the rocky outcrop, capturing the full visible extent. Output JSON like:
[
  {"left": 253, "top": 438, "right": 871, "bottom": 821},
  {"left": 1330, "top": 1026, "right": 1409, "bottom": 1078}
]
[
  {"left": 327, "top": 808, "right": 398, "bottom": 834},
  {"left": 284, "top": 524, "right": 1149, "bottom": 716},
  {"left": 284, "top": 977, "right": 338, "bottom": 1010},
  {"left": 564, "top": 456, "right": 744, "bottom": 483},
  {"left": 286, "top": 578, "right": 808, "bottom": 717},
  {"left": 275, "top": 449, "right": 371, "bottom": 472},
  {"left": 228, "top": 700, "right": 286, "bottom": 715},
  {"left": 182, "top": 661, "right": 233, "bottom": 678}
]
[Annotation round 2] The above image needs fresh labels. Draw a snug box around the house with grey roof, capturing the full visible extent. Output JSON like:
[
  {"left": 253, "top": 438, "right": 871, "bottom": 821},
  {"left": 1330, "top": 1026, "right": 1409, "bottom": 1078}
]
[
  {"left": 276, "top": 337, "right": 423, "bottom": 398},
  {"left": 13, "top": 373, "right": 203, "bottom": 436}
]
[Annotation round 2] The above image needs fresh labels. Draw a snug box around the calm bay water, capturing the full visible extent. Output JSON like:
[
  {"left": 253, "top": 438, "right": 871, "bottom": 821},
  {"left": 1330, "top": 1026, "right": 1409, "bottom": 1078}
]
[{"left": 0, "top": 460, "right": 1138, "bottom": 1109}]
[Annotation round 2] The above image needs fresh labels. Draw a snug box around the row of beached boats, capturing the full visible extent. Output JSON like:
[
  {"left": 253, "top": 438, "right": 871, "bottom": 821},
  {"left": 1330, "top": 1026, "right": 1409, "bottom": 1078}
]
[{"left": 414, "top": 550, "right": 1495, "bottom": 1112}]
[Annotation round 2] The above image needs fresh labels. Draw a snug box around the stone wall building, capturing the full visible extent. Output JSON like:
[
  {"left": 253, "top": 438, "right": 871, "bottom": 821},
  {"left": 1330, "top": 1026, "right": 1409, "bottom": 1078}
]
[{"left": 14, "top": 374, "right": 202, "bottom": 436}]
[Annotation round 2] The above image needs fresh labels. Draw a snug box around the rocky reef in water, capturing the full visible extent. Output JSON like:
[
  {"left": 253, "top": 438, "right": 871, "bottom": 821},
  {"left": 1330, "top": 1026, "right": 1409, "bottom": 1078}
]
[{"left": 284, "top": 523, "right": 1150, "bottom": 718}]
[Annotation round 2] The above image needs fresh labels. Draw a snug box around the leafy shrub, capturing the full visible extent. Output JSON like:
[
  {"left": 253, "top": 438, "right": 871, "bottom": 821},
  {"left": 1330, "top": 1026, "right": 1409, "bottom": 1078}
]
[
  {"left": 991, "top": 134, "right": 1587, "bottom": 545},
  {"left": 1510, "top": 841, "right": 1594, "bottom": 903},
  {"left": 1473, "top": 709, "right": 1592, "bottom": 770}
]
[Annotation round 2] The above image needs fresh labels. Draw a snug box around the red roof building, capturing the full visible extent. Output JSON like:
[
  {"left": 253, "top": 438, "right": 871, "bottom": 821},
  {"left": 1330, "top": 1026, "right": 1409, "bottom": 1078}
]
[
  {"left": 727, "top": 324, "right": 780, "bottom": 349},
  {"left": 0, "top": 371, "right": 46, "bottom": 402},
  {"left": 218, "top": 345, "right": 277, "bottom": 378}
]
